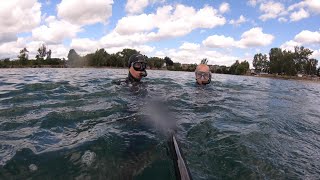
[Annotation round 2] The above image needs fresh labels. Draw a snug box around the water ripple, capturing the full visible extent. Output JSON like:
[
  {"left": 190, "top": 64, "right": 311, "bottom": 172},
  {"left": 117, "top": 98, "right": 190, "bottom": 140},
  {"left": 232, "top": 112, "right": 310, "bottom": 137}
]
[{"left": 0, "top": 69, "right": 320, "bottom": 179}]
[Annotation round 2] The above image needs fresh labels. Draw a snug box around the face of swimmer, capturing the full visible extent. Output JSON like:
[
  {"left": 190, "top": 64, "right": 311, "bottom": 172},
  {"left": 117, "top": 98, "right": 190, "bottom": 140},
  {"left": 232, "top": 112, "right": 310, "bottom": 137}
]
[
  {"left": 195, "top": 64, "right": 211, "bottom": 85},
  {"left": 128, "top": 54, "right": 148, "bottom": 81},
  {"left": 129, "top": 62, "right": 147, "bottom": 80}
]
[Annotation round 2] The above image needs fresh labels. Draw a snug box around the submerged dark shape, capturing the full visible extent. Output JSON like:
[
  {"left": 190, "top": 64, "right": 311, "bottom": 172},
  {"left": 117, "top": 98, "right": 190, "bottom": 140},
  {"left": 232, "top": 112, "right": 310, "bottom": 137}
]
[{"left": 168, "top": 134, "right": 192, "bottom": 180}]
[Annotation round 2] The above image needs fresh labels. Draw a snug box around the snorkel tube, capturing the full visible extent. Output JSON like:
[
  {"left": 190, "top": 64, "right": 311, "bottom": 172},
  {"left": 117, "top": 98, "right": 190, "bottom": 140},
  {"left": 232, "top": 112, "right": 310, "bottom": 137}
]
[
  {"left": 140, "top": 69, "right": 147, "bottom": 77},
  {"left": 168, "top": 134, "right": 192, "bottom": 180}
]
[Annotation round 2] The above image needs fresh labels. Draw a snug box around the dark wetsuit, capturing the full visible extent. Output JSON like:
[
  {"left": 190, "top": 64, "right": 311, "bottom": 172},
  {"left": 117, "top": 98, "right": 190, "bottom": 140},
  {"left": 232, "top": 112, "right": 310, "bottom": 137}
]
[{"left": 112, "top": 72, "right": 142, "bottom": 85}]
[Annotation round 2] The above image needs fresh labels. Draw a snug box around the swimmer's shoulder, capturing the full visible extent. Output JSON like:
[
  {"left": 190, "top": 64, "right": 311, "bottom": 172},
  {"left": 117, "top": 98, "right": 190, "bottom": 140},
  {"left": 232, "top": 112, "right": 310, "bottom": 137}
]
[{"left": 112, "top": 78, "right": 129, "bottom": 85}]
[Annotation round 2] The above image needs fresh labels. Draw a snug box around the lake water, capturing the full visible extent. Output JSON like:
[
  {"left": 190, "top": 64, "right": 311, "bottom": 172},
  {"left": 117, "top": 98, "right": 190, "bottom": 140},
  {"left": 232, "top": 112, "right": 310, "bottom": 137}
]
[{"left": 0, "top": 68, "right": 320, "bottom": 179}]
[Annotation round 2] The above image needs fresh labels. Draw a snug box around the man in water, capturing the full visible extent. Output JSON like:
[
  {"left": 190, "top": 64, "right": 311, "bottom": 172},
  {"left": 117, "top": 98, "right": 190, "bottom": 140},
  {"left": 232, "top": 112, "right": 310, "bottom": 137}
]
[
  {"left": 195, "top": 63, "right": 211, "bottom": 85},
  {"left": 126, "top": 54, "right": 148, "bottom": 82},
  {"left": 113, "top": 53, "right": 148, "bottom": 85}
]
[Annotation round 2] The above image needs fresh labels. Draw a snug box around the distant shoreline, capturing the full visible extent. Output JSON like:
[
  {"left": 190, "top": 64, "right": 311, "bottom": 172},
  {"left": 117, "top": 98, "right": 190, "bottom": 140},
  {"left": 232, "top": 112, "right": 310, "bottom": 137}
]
[
  {"left": 1, "top": 66, "right": 319, "bottom": 83},
  {"left": 244, "top": 74, "right": 320, "bottom": 83}
]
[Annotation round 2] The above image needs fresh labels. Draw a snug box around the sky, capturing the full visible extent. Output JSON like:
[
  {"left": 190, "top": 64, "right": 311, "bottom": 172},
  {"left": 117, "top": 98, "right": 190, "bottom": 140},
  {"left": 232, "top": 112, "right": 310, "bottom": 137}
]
[{"left": 0, "top": 0, "right": 319, "bottom": 66}]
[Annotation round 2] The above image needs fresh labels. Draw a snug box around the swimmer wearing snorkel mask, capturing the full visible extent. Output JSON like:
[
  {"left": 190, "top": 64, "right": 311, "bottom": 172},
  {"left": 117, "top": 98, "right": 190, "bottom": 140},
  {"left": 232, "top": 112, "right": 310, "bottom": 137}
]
[
  {"left": 126, "top": 54, "right": 148, "bottom": 83},
  {"left": 195, "top": 64, "right": 212, "bottom": 85},
  {"left": 112, "top": 53, "right": 148, "bottom": 85}
]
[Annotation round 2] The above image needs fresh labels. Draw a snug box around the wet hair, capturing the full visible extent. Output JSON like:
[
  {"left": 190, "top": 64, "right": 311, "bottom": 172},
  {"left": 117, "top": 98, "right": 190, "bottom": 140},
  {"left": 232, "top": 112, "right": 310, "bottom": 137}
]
[{"left": 128, "top": 54, "right": 146, "bottom": 68}]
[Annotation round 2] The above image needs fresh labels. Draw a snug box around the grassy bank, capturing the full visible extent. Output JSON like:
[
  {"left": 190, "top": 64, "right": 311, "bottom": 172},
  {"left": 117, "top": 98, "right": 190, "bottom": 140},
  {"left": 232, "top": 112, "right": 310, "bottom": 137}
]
[{"left": 249, "top": 74, "right": 320, "bottom": 83}]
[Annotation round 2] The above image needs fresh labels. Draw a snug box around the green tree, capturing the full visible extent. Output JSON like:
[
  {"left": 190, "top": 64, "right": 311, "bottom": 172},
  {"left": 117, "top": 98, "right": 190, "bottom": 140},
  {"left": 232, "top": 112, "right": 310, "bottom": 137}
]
[
  {"left": 107, "top": 54, "right": 116, "bottom": 67},
  {"left": 269, "top": 48, "right": 283, "bottom": 74},
  {"left": 18, "top": 47, "right": 29, "bottom": 65},
  {"left": 305, "top": 58, "right": 318, "bottom": 75},
  {"left": 187, "top": 64, "right": 197, "bottom": 71},
  {"left": 155, "top": 58, "right": 165, "bottom": 69},
  {"left": 293, "top": 46, "right": 313, "bottom": 74},
  {"left": 148, "top": 57, "right": 165, "bottom": 69},
  {"left": 83, "top": 53, "right": 94, "bottom": 66},
  {"left": 36, "top": 44, "right": 47, "bottom": 60},
  {"left": 0, "top": 58, "right": 10, "bottom": 68},
  {"left": 118, "top": 49, "right": 139, "bottom": 67},
  {"left": 229, "top": 60, "right": 249, "bottom": 75},
  {"left": 229, "top": 60, "right": 240, "bottom": 74},
  {"left": 46, "top": 58, "right": 64, "bottom": 66},
  {"left": 164, "top": 56, "right": 173, "bottom": 66},
  {"left": 167, "top": 62, "right": 182, "bottom": 71},
  {"left": 282, "top": 50, "right": 296, "bottom": 76},
  {"left": 91, "top": 49, "right": 110, "bottom": 66},
  {"left": 236, "top": 61, "right": 249, "bottom": 75},
  {"left": 253, "top": 53, "right": 268, "bottom": 73},
  {"left": 112, "top": 52, "right": 124, "bottom": 67},
  {"left": 218, "top": 66, "right": 228, "bottom": 74}
]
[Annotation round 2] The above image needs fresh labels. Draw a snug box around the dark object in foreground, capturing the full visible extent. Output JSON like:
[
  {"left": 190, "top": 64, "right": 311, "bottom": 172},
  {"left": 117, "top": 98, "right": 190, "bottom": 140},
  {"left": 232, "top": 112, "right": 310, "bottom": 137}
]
[{"left": 168, "top": 135, "right": 192, "bottom": 180}]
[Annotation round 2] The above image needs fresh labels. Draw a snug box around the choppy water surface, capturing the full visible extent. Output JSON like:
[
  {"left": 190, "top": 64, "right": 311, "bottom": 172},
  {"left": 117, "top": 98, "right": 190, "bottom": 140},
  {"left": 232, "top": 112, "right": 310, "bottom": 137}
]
[{"left": 0, "top": 68, "right": 320, "bottom": 179}]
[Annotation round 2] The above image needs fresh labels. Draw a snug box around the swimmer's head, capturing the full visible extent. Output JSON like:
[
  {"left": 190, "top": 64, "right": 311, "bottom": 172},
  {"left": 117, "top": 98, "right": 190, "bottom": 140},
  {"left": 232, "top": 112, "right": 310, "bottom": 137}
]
[
  {"left": 128, "top": 54, "right": 147, "bottom": 80},
  {"left": 195, "top": 64, "right": 211, "bottom": 85}
]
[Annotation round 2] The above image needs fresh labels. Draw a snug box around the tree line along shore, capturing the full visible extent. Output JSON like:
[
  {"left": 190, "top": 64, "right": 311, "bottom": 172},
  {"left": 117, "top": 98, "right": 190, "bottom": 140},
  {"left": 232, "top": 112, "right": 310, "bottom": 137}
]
[{"left": 0, "top": 44, "right": 319, "bottom": 79}]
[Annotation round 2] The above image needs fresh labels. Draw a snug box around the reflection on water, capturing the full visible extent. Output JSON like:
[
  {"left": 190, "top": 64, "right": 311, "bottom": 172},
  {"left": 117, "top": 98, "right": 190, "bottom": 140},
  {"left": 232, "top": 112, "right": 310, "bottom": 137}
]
[{"left": 0, "top": 68, "right": 320, "bottom": 179}]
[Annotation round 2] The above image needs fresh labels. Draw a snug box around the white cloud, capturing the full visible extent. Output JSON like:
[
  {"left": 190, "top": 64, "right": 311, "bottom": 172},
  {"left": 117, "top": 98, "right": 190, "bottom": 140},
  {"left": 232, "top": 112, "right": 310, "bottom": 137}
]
[
  {"left": 219, "top": 2, "right": 230, "bottom": 14},
  {"left": 311, "top": 49, "right": 320, "bottom": 59},
  {"left": 280, "top": 40, "right": 302, "bottom": 51},
  {"left": 115, "top": 14, "right": 155, "bottom": 35},
  {"left": 290, "top": 8, "right": 310, "bottom": 21},
  {"left": 72, "top": 39, "right": 155, "bottom": 58},
  {"left": 278, "top": 17, "right": 288, "bottom": 22},
  {"left": 101, "top": 44, "right": 155, "bottom": 55},
  {"left": 229, "top": 15, "right": 247, "bottom": 26},
  {"left": 251, "top": 0, "right": 316, "bottom": 22},
  {"left": 259, "top": 1, "right": 286, "bottom": 21},
  {"left": 202, "top": 35, "right": 236, "bottom": 48},
  {"left": 0, "top": 38, "right": 27, "bottom": 59},
  {"left": 114, "top": 4, "right": 226, "bottom": 41},
  {"left": 247, "top": 0, "right": 258, "bottom": 7},
  {"left": 203, "top": 27, "right": 274, "bottom": 49},
  {"left": 126, "top": 0, "right": 149, "bottom": 14},
  {"left": 136, "top": 45, "right": 155, "bottom": 54},
  {"left": 0, "top": 33, "right": 17, "bottom": 43},
  {"left": 154, "top": 50, "right": 165, "bottom": 57},
  {"left": 99, "top": 31, "right": 158, "bottom": 56},
  {"left": 179, "top": 42, "right": 200, "bottom": 51},
  {"left": 286, "top": 0, "right": 319, "bottom": 22},
  {"left": 288, "top": 1, "right": 305, "bottom": 11},
  {"left": 158, "top": 46, "right": 239, "bottom": 65},
  {"left": 294, "top": 30, "right": 320, "bottom": 44},
  {"left": 288, "top": 0, "right": 320, "bottom": 14},
  {"left": 0, "top": 0, "right": 41, "bottom": 34},
  {"left": 238, "top": 27, "right": 274, "bottom": 47},
  {"left": 0, "top": 38, "right": 69, "bottom": 59},
  {"left": 100, "top": 31, "right": 149, "bottom": 48},
  {"left": 305, "top": 0, "right": 320, "bottom": 13},
  {"left": 280, "top": 30, "right": 320, "bottom": 59},
  {"left": 26, "top": 41, "right": 69, "bottom": 58},
  {"left": 70, "top": 38, "right": 100, "bottom": 55},
  {"left": 48, "top": 44, "right": 69, "bottom": 58},
  {"left": 150, "top": 4, "right": 226, "bottom": 40},
  {"left": 32, "top": 16, "right": 82, "bottom": 44},
  {"left": 57, "top": 0, "right": 113, "bottom": 26}
]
